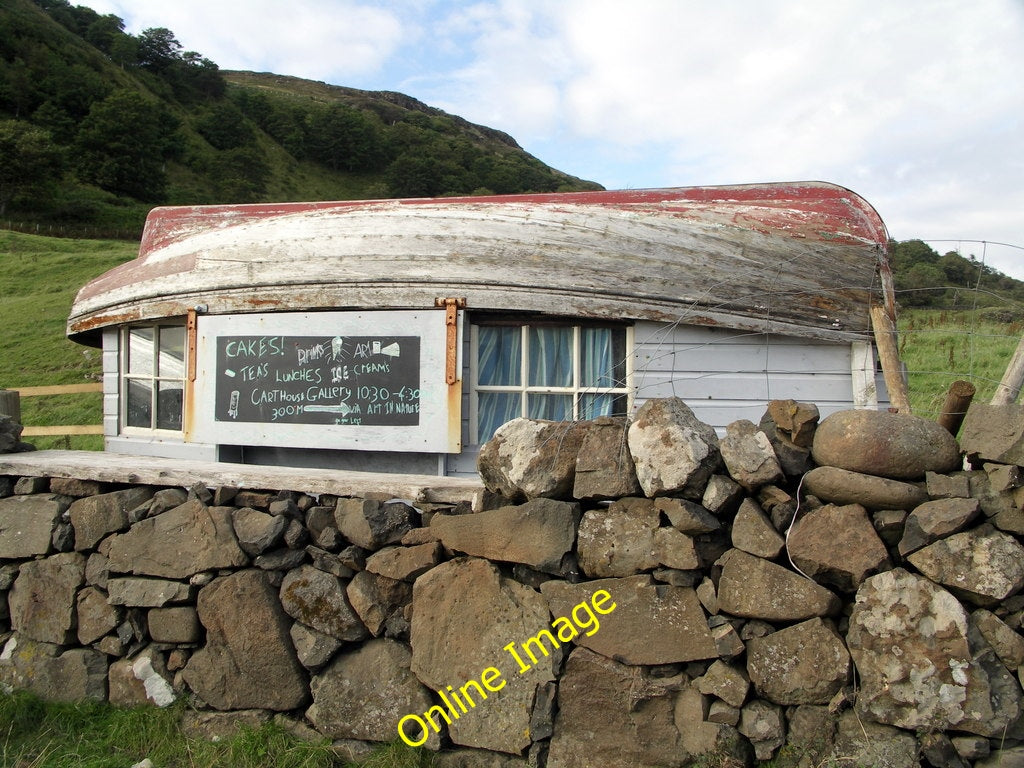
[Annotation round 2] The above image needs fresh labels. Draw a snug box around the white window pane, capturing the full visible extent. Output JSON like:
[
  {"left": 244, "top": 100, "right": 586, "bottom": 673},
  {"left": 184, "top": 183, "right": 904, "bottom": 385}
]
[
  {"left": 528, "top": 393, "right": 571, "bottom": 421},
  {"left": 127, "top": 328, "right": 154, "bottom": 375},
  {"left": 156, "top": 382, "right": 183, "bottom": 430},
  {"left": 580, "top": 393, "right": 628, "bottom": 420},
  {"left": 478, "top": 326, "right": 521, "bottom": 386},
  {"left": 581, "top": 327, "right": 626, "bottom": 388},
  {"left": 158, "top": 326, "right": 185, "bottom": 378},
  {"left": 478, "top": 391, "right": 522, "bottom": 442},
  {"left": 528, "top": 327, "right": 572, "bottom": 387},
  {"left": 126, "top": 379, "right": 152, "bottom": 427}
]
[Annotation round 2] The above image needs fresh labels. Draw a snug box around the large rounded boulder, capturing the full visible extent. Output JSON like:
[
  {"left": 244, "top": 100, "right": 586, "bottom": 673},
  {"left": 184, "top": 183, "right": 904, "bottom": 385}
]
[{"left": 811, "top": 409, "right": 960, "bottom": 480}]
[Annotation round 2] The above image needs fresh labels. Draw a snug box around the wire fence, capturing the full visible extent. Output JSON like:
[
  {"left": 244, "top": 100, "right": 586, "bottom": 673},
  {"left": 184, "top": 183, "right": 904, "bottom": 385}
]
[{"left": 0, "top": 219, "right": 142, "bottom": 241}]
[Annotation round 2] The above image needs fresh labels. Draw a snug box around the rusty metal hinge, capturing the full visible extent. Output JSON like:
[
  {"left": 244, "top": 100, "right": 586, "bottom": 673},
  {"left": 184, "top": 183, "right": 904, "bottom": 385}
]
[{"left": 435, "top": 298, "right": 466, "bottom": 385}]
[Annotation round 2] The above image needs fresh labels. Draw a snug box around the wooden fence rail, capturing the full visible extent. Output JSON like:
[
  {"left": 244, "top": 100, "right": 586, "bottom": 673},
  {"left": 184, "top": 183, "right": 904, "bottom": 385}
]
[{"left": 3, "top": 384, "right": 103, "bottom": 438}]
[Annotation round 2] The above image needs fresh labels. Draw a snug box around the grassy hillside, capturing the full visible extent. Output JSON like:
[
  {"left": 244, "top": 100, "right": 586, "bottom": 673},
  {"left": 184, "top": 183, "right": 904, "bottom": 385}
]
[
  {"left": 3, "top": 232, "right": 1022, "bottom": 453},
  {"left": 0, "top": 230, "right": 135, "bottom": 449}
]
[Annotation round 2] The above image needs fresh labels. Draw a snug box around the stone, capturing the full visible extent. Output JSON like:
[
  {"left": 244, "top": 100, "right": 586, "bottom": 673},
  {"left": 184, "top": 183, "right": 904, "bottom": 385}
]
[
  {"left": 108, "top": 647, "right": 175, "bottom": 707},
  {"left": 730, "top": 498, "right": 783, "bottom": 559},
  {"left": 279, "top": 565, "right": 369, "bottom": 642},
  {"left": 787, "top": 503, "right": 891, "bottom": 591},
  {"left": 107, "top": 577, "right": 192, "bottom": 607},
  {"left": 13, "top": 477, "right": 48, "bottom": 494},
  {"left": 848, "top": 568, "right": 1022, "bottom": 736},
  {"left": 746, "top": 618, "right": 850, "bottom": 705},
  {"left": 304, "top": 546, "right": 354, "bottom": 579},
  {"left": 920, "top": 732, "right": 971, "bottom": 768},
  {"left": 147, "top": 606, "right": 201, "bottom": 643},
  {"left": 0, "top": 636, "right": 107, "bottom": 701},
  {"left": 231, "top": 507, "right": 288, "bottom": 556},
  {"left": 786, "top": 705, "right": 837, "bottom": 767},
  {"left": 831, "top": 710, "right": 919, "bottom": 768},
  {"left": 429, "top": 498, "right": 577, "bottom": 574},
  {"left": 576, "top": 498, "right": 659, "bottom": 577},
  {"left": 308, "top": 638, "right": 435, "bottom": 745},
  {"left": 654, "top": 498, "right": 720, "bottom": 534},
  {"left": 738, "top": 699, "right": 784, "bottom": 760},
  {"left": 106, "top": 500, "right": 248, "bottom": 579},
  {"left": 0, "top": 494, "right": 67, "bottom": 558},
  {"left": 345, "top": 570, "right": 412, "bottom": 637},
  {"left": 49, "top": 477, "right": 104, "bottom": 497},
  {"left": 812, "top": 408, "right": 961, "bottom": 480},
  {"left": 652, "top": 527, "right": 700, "bottom": 571},
  {"left": 972, "top": 608, "right": 1024, "bottom": 669},
  {"left": 183, "top": 570, "right": 308, "bottom": 711},
  {"left": 547, "top": 647, "right": 688, "bottom": 768},
  {"left": 477, "top": 418, "right": 588, "bottom": 500},
  {"left": 707, "top": 700, "right": 740, "bottom": 726},
  {"left": 77, "top": 586, "right": 122, "bottom": 645},
  {"left": 541, "top": 574, "right": 717, "bottom": 665},
  {"left": 695, "top": 660, "right": 749, "bottom": 708},
  {"left": 977, "top": 748, "right": 1024, "bottom": 768},
  {"left": 695, "top": 577, "right": 717, "bottom": 615},
  {"left": 802, "top": 466, "right": 928, "bottom": 510},
  {"left": 335, "top": 498, "right": 415, "bottom": 550},
  {"left": 951, "top": 736, "right": 991, "bottom": 762},
  {"left": 872, "top": 509, "right": 907, "bottom": 546},
  {"left": 898, "top": 497, "right": 981, "bottom": 556},
  {"left": 627, "top": 398, "right": 721, "bottom": 499},
  {"left": 253, "top": 548, "right": 307, "bottom": 571},
  {"left": 148, "top": 487, "right": 189, "bottom": 516},
  {"left": 289, "top": 622, "right": 342, "bottom": 671},
  {"left": 961, "top": 402, "right": 1024, "bottom": 465},
  {"left": 701, "top": 474, "right": 744, "bottom": 516},
  {"left": 572, "top": 416, "right": 643, "bottom": 499},
  {"left": 927, "top": 471, "right": 972, "bottom": 499},
  {"left": 69, "top": 488, "right": 153, "bottom": 550},
  {"left": 9, "top": 552, "right": 86, "bottom": 644},
  {"left": 907, "top": 524, "right": 1024, "bottom": 606},
  {"left": 720, "top": 419, "right": 783, "bottom": 492},
  {"left": 365, "top": 542, "right": 442, "bottom": 581},
  {"left": 765, "top": 399, "right": 819, "bottom": 447},
  {"left": 410, "top": 557, "right": 555, "bottom": 754},
  {"left": 717, "top": 548, "right": 841, "bottom": 621},
  {"left": 674, "top": 684, "right": 753, "bottom": 766}
]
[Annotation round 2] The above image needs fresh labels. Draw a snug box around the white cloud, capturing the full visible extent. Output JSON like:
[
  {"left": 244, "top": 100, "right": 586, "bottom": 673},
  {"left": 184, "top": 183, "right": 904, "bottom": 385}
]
[{"left": 81, "top": 0, "right": 406, "bottom": 80}]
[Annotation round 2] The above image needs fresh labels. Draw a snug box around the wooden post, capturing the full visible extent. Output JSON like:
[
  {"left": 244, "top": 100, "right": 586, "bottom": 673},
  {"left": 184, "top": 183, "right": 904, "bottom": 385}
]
[
  {"left": 991, "top": 333, "right": 1024, "bottom": 405},
  {"left": 870, "top": 306, "right": 912, "bottom": 414},
  {"left": 937, "top": 380, "right": 976, "bottom": 436},
  {"left": 0, "top": 390, "right": 21, "bottom": 424}
]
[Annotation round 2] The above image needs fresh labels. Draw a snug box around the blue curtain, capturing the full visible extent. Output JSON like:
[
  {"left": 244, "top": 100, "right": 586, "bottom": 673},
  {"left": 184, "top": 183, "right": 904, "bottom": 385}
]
[{"left": 529, "top": 327, "right": 572, "bottom": 386}]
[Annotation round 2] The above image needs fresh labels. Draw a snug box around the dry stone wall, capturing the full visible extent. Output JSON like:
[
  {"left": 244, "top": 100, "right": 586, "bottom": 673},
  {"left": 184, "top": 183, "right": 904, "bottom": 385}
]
[{"left": 1, "top": 397, "right": 1024, "bottom": 767}]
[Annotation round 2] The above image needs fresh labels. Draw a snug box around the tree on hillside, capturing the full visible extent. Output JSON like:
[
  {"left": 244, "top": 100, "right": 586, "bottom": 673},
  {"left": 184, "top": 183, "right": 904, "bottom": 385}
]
[
  {"left": 74, "top": 89, "right": 178, "bottom": 200},
  {"left": 0, "top": 120, "right": 64, "bottom": 215}
]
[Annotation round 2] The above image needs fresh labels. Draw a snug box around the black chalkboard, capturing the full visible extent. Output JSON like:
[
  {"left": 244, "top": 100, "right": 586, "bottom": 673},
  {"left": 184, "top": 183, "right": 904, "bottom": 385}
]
[{"left": 214, "top": 335, "right": 420, "bottom": 426}]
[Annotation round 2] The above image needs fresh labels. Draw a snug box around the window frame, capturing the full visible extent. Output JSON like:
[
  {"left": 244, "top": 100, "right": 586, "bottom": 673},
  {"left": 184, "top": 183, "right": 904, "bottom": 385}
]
[
  {"left": 119, "top": 322, "right": 187, "bottom": 436},
  {"left": 470, "top": 318, "right": 633, "bottom": 443}
]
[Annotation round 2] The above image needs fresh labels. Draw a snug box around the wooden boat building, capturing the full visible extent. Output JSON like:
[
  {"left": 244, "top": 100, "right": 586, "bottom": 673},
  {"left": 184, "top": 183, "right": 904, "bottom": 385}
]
[{"left": 67, "top": 181, "right": 893, "bottom": 477}]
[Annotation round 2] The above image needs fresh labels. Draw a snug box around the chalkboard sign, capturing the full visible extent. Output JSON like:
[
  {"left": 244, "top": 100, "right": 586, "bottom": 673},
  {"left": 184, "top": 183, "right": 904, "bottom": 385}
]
[
  {"left": 188, "top": 310, "right": 461, "bottom": 453},
  {"left": 215, "top": 335, "right": 421, "bottom": 426}
]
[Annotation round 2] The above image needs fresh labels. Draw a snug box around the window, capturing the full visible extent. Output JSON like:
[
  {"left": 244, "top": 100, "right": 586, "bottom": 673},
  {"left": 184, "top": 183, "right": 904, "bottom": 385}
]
[
  {"left": 121, "top": 324, "right": 186, "bottom": 432},
  {"left": 472, "top": 322, "right": 630, "bottom": 442}
]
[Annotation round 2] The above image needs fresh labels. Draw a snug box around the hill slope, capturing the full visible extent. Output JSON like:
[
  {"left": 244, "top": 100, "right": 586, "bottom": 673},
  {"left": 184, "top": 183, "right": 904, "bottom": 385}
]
[{"left": 0, "top": 0, "right": 602, "bottom": 236}]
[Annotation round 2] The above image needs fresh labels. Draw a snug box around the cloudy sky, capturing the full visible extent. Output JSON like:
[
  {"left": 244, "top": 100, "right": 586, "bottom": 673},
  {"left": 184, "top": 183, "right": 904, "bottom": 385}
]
[{"left": 74, "top": 0, "right": 1024, "bottom": 279}]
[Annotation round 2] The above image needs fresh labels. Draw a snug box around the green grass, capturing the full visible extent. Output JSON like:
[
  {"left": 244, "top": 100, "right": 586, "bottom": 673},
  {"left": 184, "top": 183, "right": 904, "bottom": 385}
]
[
  {"left": 0, "top": 691, "right": 434, "bottom": 768},
  {"left": 0, "top": 230, "right": 136, "bottom": 450},
  {"left": 898, "top": 307, "right": 1023, "bottom": 419}
]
